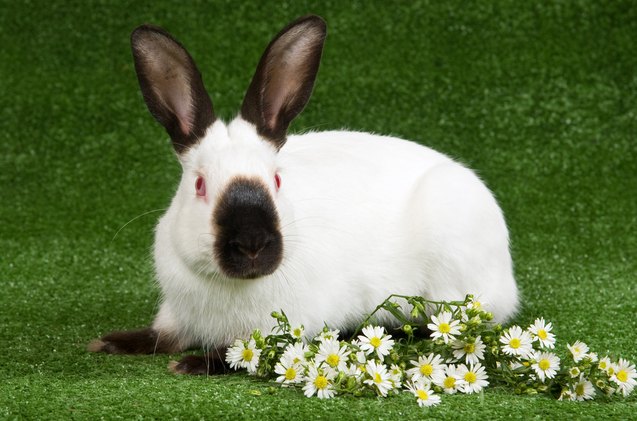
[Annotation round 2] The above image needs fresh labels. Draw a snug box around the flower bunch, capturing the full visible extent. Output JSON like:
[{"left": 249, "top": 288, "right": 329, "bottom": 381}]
[{"left": 225, "top": 294, "right": 636, "bottom": 407}]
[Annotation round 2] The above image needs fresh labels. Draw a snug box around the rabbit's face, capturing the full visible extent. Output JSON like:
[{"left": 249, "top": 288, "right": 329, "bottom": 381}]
[
  {"left": 177, "top": 119, "right": 283, "bottom": 279},
  {"left": 130, "top": 17, "right": 325, "bottom": 279}
]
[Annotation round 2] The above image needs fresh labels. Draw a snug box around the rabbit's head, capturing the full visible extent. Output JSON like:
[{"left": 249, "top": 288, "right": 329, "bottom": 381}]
[{"left": 131, "top": 16, "right": 326, "bottom": 279}]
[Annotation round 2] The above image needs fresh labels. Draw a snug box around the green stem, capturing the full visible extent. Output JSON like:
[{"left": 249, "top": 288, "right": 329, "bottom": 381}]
[{"left": 348, "top": 294, "right": 467, "bottom": 340}]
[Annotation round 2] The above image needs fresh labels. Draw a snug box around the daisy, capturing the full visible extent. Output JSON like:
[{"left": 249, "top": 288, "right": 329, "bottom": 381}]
[
  {"left": 466, "top": 298, "right": 485, "bottom": 311},
  {"left": 363, "top": 360, "right": 394, "bottom": 397},
  {"left": 558, "top": 389, "right": 574, "bottom": 401},
  {"left": 500, "top": 325, "right": 533, "bottom": 358},
  {"left": 291, "top": 325, "right": 305, "bottom": 341},
  {"left": 432, "top": 364, "right": 466, "bottom": 394},
  {"left": 274, "top": 355, "right": 303, "bottom": 386},
  {"left": 452, "top": 336, "right": 486, "bottom": 365},
  {"left": 315, "top": 328, "right": 341, "bottom": 342},
  {"left": 598, "top": 356, "right": 613, "bottom": 374},
  {"left": 572, "top": 375, "right": 595, "bottom": 401},
  {"left": 567, "top": 340, "right": 589, "bottom": 362},
  {"left": 225, "top": 338, "right": 262, "bottom": 374},
  {"left": 610, "top": 358, "right": 637, "bottom": 397},
  {"left": 531, "top": 351, "right": 560, "bottom": 382},
  {"left": 358, "top": 326, "right": 395, "bottom": 359},
  {"left": 388, "top": 364, "right": 404, "bottom": 391},
  {"left": 405, "top": 379, "right": 441, "bottom": 407},
  {"left": 281, "top": 342, "right": 309, "bottom": 366},
  {"left": 314, "top": 338, "right": 350, "bottom": 372},
  {"left": 427, "top": 311, "right": 461, "bottom": 344},
  {"left": 344, "top": 362, "right": 364, "bottom": 382},
  {"left": 407, "top": 353, "right": 445, "bottom": 382},
  {"left": 456, "top": 363, "right": 489, "bottom": 394},
  {"left": 303, "top": 363, "right": 337, "bottom": 399},
  {"left": 568, "top": 367, "right": 580, "bottom": 378},
  {"left": 527, "top": 318, "right": 556, "bottom": 349}
]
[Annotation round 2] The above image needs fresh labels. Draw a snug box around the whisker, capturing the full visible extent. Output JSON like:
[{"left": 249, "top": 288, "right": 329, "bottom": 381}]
[{"left": 111, "top": 208, "right": 167, "bottom": 242}]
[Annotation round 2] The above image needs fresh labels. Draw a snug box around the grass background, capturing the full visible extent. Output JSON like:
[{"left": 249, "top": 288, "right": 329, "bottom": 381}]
[{"left": 1, "top": 0, "right": 636, "bottom": 419}]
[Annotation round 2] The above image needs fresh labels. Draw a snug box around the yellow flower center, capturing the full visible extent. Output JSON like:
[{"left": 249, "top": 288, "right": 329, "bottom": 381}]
[
  {"left": 573, "top": 347, "right": 581, "bottom": 354},
  {"left": 538, "top": 359, "right": 551, "bottom": 371},
  {"left": 537, "top": 329, "right": 548, "bottom": 340},
  {"left": 374, "top": 373, "right": 382, "bottom": 384},
  {"left": 509, "top": 338, "right": 521, "bottom": 349},
  {"left": 420, "top": 364, "right": 433, "bottom": 376},
  {"left": 575, "top": 383, "right": 585, "bottom": 396},
  {"left": 242, "top": 348, "right": 254, "bottom": 362},
  {"left": 598, "top": 361, "right": 607, "bottom": 370},
  {"left": 464, "top": 343, "right": 476, "bottom": 353},
  {"left": 443, "top": 376, "right": 455, "bottom": 389},
  {"left": 608, "top": 366, "right": 615, "bottom": 376},
  {"left": 326, "top": 354, "right": 340, "bottom": 367},
  {"left": 293, "top": 328, "right": 302, "bottom": 337},
  {"left": 617, "top": 370, "right": 628, "bottom": 383},
  {"left": 285, "top": 367, "right": 296, "bottom": 381},
  {"left": 438, "top": 323, "right": 451, "bottom": 334},
  {"left": 464, "top": 371, "right": 477, "bottom": 384},
  {"left": 473, "top": 301, "right": 482, "bottom": 309},
  {"left": 314, "top": 375, "right": 328, "bottom": 390},
  {"left": 416, "top": 389, "right": 429, "bottom": 401},
  {"left": 293, "top": 357, "right": 301, "bottom": 364},
  {"left": 370, "top": 337, "right": 382, "bottom": 348}
]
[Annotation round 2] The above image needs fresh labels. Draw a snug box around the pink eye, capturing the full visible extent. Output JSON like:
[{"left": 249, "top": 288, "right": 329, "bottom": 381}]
[
  {"left": 274, "top": 173, "right": 281, "bottom": 191},
  {"left": 195, "top": 176, "right": 206, "bottom": 197}
]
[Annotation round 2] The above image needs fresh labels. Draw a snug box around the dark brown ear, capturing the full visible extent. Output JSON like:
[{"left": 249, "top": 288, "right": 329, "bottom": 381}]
[
  {"left": 240, "top": 15, "right": 327, "bottom": 150},
  {"left": 131, "top": 25, "right": 215, "bottom": 154}
]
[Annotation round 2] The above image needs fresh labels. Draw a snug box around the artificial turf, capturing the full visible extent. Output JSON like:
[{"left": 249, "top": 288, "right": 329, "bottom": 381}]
[{"left": 1, "top": 0, "right": 636, "bottom": 419}]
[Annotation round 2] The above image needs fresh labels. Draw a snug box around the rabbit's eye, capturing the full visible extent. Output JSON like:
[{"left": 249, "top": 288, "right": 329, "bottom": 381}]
[
  {"left": 274, "top": 173, "right": 281, "bottom": 191},
  {"left": 195, "top": 176, "right": 206, "bottom": 197}
]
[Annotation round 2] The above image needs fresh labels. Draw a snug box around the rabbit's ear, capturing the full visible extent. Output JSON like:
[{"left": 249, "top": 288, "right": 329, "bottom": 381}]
[
  {"left": 241, "top": 15, "right": 326, "bottom": 150},
  {"left": 131, "top": 25, "right": 215, "bottom": 154}
]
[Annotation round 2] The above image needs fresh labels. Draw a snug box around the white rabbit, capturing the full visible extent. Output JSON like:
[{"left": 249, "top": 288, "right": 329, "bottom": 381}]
[{"left": 89, "top": 15, "right": 518, "bottom": 374}]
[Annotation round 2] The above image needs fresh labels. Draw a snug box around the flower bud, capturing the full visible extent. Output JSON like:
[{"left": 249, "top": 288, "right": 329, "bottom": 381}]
[
  {"left": 251, "top": 329, "right": 262, "bottom": 340},
  {"left": 416, "top": 303, "right": 426, "bottom": 315},
  {"left": 402, "top": 324, "right": 413, "bottom": 335},
  {"left": 270, "top": 311, "right": 281, "bottom": 319},
  {"left": 484, "top": 312, "right": 494, "bottom": 321}
]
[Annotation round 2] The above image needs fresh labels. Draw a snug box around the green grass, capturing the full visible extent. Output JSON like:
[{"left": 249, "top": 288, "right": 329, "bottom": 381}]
[{"left": 1, "top": 0, "right": 636, "bottom": 419}]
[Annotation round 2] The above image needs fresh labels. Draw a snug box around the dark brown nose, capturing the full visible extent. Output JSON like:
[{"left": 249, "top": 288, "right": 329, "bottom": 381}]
[{"left": 213, "top": 177, "right": 283, "bottom": 279}]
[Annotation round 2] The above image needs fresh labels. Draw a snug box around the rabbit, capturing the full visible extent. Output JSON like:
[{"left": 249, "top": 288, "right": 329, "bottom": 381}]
[{"left": 89, "top": 15, "right": 519, "bottom": 375}]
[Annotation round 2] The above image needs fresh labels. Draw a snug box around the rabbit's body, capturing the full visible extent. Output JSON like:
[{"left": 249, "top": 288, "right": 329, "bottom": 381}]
[
  {"left": 90, "top": 15, "right": 518, "bottom": 374},
  {"left": 152, "top": 118, "right": 517, "bottom": 350}
]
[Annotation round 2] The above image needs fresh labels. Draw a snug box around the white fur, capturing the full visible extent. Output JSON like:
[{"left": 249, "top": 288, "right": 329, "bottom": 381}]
[{"left": 151, "top": 117, "right": 518, "bottom": 349}]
